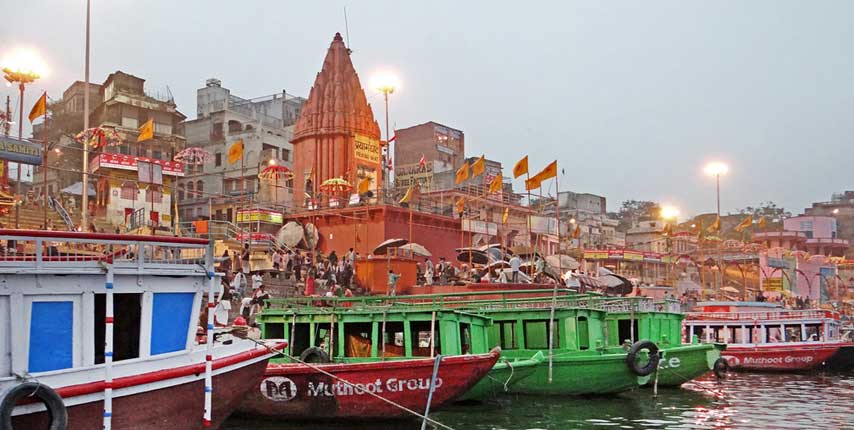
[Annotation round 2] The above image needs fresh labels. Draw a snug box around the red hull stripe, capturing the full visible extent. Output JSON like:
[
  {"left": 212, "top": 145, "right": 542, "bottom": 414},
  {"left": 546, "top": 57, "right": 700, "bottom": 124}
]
[{"left": 54, "top": 344, "right": 283, "bottom": 400}]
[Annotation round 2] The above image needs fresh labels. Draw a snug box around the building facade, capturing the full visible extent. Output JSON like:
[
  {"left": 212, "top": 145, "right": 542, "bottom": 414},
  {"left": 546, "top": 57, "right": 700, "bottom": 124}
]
[
  {"left": 393, "top": 121, "right": 465, "bottom": 191},
  {"left": 803, "top": 191, "right": 854, "bottom": 258},
  {"left": 179, "top": 79, "right": 304, "bottom": 222}
]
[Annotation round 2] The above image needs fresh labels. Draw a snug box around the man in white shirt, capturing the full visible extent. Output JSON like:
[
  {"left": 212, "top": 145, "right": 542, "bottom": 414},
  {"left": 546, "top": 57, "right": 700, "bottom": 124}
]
[
  {"left": 509, "top": 255, "right": 522, "bottom": 283},
  {"left": 252, "top": 272, "right": 263, "bottom": 291}
]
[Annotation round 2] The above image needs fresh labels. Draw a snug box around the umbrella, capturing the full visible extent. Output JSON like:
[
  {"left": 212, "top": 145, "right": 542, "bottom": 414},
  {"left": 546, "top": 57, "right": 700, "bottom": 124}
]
[
  {"left": 602, "top": 274, "right": 634, "bottom": 295},
  {"left": 373, "top": 238, "right": 408, "bottom": 255},
  {"left": 258, "top": 165, "right": 293, "bottom": 181},
  {"left": 399, "top": 243, "right": 431, "bottom": 257},
  {"left": 546, "top": 254, "right": 580, "bottom": 270},
  {"left": 75, "top": 127, "right": 122, "bottom": 149},
  {"left": 456, "top": 248, "right": 490, "bottom": 265},
  {"left": 277, "top": 222, "right": 304, "bottom": 248},
  {"left": 721, "top": 286, "right": 740, "bottom": 294},
  {"left": 319, "top": 177, "right": 353, "bottom": 193},
  {"left": 174, "top": 147, "right": 212, "bottom": 165},
  {"left": 304, "top": 223, "right": 319, "bottom": 250}
]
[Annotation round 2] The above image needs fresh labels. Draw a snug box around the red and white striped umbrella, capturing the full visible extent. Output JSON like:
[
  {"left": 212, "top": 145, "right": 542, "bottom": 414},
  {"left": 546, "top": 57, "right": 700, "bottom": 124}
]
[{"left": 173, "top": 147, "right": 212, "bottom": 165}]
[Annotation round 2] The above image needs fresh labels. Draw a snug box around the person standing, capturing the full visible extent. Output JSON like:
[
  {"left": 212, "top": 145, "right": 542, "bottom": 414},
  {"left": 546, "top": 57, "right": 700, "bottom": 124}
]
[
  {"left": 272, "top": 250, "right": 282, "bottom": 275},
  {"left": 424, "top": 258, "right": 434, "bottom": 286},
  {"left": 241, "top": 244, "right": 251, "bottom": 273},
  {"left": 437, "top": 257, "right": 448, "bottom": 284},
  {"left": 346, "top": 247, "right": 356, "bottom": 265},
  {"left": 509, "top": 254, "right": 522, "bottom": 283},
  {"left": 230, "top": 269, "right": 247, "bottom": 300},
  {"left": 387, "top": 270, "right": 401, "bottom": 297},
  {"left": 328, "top": 250, "right": 338, "bottom": 267},
  {"left": 251, "top": 271, "right": 263, "bottom": 291}
]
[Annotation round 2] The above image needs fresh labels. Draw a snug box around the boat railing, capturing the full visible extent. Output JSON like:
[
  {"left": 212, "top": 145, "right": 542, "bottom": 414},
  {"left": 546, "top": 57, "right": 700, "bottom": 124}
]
[
  {"left": 685, "top": 309, "right": 836, "bottom": 322},
  {"left": 0, "top": 229, "right": 212, "bottom": 273}
]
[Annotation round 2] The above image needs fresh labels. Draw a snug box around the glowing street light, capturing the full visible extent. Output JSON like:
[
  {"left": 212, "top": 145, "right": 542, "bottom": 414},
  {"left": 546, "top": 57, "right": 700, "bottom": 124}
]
[
  {"left": 2, "top": 47, "right": 47, "bottom": 228},
  {"left": 371, "top": 72, "right": 400, "bottom": 193},
  {"left": 268, "top": 159, "right": 277, "bottom": 166},
  {"left": 660, "top": 205, "right": 680, "bottom": 221},
  {"left": 703, "top": 161, "right": 728, "bottom": 218}
]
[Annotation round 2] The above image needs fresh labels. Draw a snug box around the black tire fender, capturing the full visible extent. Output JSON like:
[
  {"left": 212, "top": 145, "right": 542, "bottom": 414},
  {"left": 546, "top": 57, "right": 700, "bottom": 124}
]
[
  {"left": 713, "top": 357, "right": 729, "bottom": 379},
  {"left": 299, "top": 346, "right": 331, "bottom": 364},
  {"left": 0, "top": 382, "right": 68, "bottom": 430},
  {"left": 626, "top": 340, "right": 660, "bottom": 376}
]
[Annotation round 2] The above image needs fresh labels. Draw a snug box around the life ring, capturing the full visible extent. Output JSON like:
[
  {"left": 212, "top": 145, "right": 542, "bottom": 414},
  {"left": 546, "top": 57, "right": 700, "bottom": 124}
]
[
  {"left": 713, "top": 357, "right": 729, "bottom": 379},
  {"left": 299, "top": 347, "right": 331, "bottom": 364},
  {"left": 0, "top": 382, "right": 67, "bottom": 430},
  {"left": 626, "top": 340, "right": 660, "bottom": 376}
]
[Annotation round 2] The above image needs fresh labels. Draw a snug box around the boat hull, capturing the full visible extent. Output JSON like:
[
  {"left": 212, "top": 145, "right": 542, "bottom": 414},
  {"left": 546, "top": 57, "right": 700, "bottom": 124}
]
[
  {"left": 10, "top": 346, "right": 273, "bottom": 430},
  {"left": 236, "top": 349, "right": 500, "bottom": 420},
  {"left": 458, "top": 352, "right": 542, "bottom": 401},
  {"left": 507, "top": 352, "right": 646, "bottom": 396},
  {"left": 823, "top": 343, "right": 854, "bottom": 371},
  {"left": 646, "top": 344, "right": 722, "bottom": 387},
  {"left": 721, "top": 343, "right": 841, "bottom": 371}
]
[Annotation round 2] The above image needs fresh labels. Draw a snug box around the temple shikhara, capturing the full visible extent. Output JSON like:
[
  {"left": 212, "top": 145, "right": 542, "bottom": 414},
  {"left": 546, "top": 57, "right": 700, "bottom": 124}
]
[{"left": 292, "top": 32, "right": 383, "bottom": 206}]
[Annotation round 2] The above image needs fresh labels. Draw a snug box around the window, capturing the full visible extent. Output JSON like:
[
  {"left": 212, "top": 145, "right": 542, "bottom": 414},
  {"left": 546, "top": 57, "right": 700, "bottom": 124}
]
[
  {"left": 576, "top": 317, "right": 589, "bottom": 350},
  {"left": 344, "top": 323, "right": 373, "bottom": 357},
  {"left": 94, "top": 294, "right": 141, "bottom": 363},
  {"left": 29, "top": 301, "right": 74, "bottom": 372},
  {"left": 409, "top": 321, "right": 440, "bottom": 356},
  {"left": 152, "top": 150, "right": 162, "bottom": 161},
  {"left": 381, "top": 322, "right": 405, "bottom": 358},
  {"left": 196, "top": 180, "right": 204, "bottom": 198},
  {"left": 215, "top": 153, "right": 222, "bottom": 167},
  {"left": 187, "top": 182, "right": 195, "bottom": 198},
  {"left": 282, "top": 149, "right": 291, "bottom": 161},
  {"left": 146, "top": 188, "right": 162, "bottom": 204},
  {"left": 524, "top": 320, "right": 557, "bottom": 350},
  {"left": 121, "top": 183, "right": 138, "bottom": 201},
  {"left": 495, "top": 321, "right": 517, "bottom": 350},
  {"left": 177, "top": 183, "right": 185, "bottom": 200},
  {"left": 150, "top": 293, "right": 194, "bottom": 355}
]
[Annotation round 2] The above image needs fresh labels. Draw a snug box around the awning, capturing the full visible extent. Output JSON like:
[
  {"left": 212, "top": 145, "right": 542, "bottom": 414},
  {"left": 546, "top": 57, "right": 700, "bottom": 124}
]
[{"left": 61, "top": 182, "right": 96, "bottom": 197}]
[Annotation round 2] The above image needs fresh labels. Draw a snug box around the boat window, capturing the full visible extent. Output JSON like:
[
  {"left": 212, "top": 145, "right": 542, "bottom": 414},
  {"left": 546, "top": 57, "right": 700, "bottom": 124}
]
[
  {"left": 380, "top": 322, "right": 406, "bottom": 358},
  {"left": 784, "top": 325, "right": 802, "bottom": 342},
  {"left": 29, "top": 300, "right": 74, "bottom": 372},
  {"left": 733, "top": 327, "right": 750, "bottom": 344},
  {"left": 344, "top": 323, "right": 373, "bottom": 358},
  {"left": 290, "top": 323, "right": 311, "bottom": 356},
  {"left": 94, "top": 293, "right": 141, "bottom": 364},
  {"left": 264, "top": 322, "right": 285, "bottom": 340},
  {"left": 691, "top": 325, "right": 704, "bottom": 342},
  {"left": 618, "top": 319, "right": 639, "bottom": 344},
  {"left": 766, "top": 326, "right": 784, "bottom": 343},
  {"left": 523, "top": 320, "right": 557, "bottom": 350},
  {"left": 804, "top": 324, "right": 822, "bottom": 341},
  {"left": 577, "top": 317, "right": 589, "bottom": 350},
  {"left": 496, "top": 321, "right": 518, "bottom": 350},
  {"left": 314, "top": 326, "right": 337, "bottom": 354},
  {"left": 409, "top": 321, "right": 440, "bottom": 357},
  {"left": 716, "top": 327, "right": 735, "bottom": 343},
  {"left": 459, "top": 323, "right": 471, "bottom": 355},
  {"left": 151, "top": 293, "right": 195, "bottom": 355}
]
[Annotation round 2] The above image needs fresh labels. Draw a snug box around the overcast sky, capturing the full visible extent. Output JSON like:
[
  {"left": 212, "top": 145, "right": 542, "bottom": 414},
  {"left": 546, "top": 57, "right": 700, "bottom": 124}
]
[{"left": 3, "top": 1, "right": 852, "bottom": 218}]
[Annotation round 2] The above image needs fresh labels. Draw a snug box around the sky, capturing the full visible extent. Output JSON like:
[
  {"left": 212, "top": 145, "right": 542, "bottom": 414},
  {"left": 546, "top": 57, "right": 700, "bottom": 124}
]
[{"left": 2, "top": 1, "right": 852, "bottom": 219}]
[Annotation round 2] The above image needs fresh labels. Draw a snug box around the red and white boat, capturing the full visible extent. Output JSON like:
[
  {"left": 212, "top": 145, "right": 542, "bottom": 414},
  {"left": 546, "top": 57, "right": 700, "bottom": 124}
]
[
  {"left": 0, "top": 230, "right": 284, "bottom": 429},
  {"left": 684, "top": 301, "right": 851, "bottom": 371},
  {"left": 236, "top": 349, "right": 500, "bottom": 421}
]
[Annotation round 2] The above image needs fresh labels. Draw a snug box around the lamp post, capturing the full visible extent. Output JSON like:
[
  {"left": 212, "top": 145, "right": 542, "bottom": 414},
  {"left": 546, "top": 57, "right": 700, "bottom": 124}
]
[
  {"left": 703, "top": 161, "right": 728, "bottom": 298},
  {"left": 3, "top": 49, "right": 45, "bottom": 229},
  {"left": 371, "top": 73, "right": 399, "bottom": 198},
  {"left": 660, "top": 205, "right": 679, "bottom": 286},
  {"left": 82, "top": 0, "right": 92, "bottom": 231}
]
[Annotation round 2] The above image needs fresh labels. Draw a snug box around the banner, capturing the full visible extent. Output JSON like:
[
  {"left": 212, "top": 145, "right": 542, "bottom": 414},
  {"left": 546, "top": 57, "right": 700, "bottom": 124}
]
[
  {"left": 764, "top": 277, "right": 783, "bottom": 292},
  {"left": 0, "top": 136, "right": 43, "bottom": 165},
  {"left": 354, "top": 134, "right": 381, "bottom": 164},
  {"left": 462, "top": 219, "right": 498, "bottom": 235},
  {"left": 93, "top": 153, "right": 184, "bottom": 176},
  {"left": 529, "top": 215, "right": 558, "bottom": 235},
  {"left": 236, "top": 209, "right": 284, "bottom": 224}
]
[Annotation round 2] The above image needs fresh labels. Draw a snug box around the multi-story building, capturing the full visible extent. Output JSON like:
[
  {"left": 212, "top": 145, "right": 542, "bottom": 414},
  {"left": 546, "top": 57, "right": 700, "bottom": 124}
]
[
  {"left": 803, "top": 191, "right": 854, "bottom": 258},
  {"left": 179, "top": 79, "right": 305, "bottom": 222},
  {"left": 546, "top": 191, "right": 624, "bottom": 249},
  {"left": 393, "top": 121, "right": 464, "bottom": 191},
  {"left": 87, "top": 71, "right": 187, "bottom": 229},
  {"left": 625, "top": 220, "right": 669, "bottom": 253}
]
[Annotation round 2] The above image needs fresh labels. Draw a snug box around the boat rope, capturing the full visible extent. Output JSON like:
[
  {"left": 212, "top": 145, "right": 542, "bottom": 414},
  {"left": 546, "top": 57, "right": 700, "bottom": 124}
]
[
  {"left": 483, "top": 358, "right": 515, "bottom": 392},
  {"left": 244, "top": 337, "right": 457, "bottom": 430}
]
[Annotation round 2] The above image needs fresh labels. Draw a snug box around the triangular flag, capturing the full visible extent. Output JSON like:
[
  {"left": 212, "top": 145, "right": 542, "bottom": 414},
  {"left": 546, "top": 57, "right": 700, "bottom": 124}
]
[
  {"left": 455, "top": 161, "right": 470, "bottom": 185},
  {"left": 571, "top": 225, "right": 581, "bottom": 239},
  {"left": 399, "top": 185, "right": 414, "bottom": 204},
  {"left": 757, "top": 216, "right": 767, "bottom": 229},
  {"left": 488, "top": 173, "right": 503, "bottom": 194},
  {"left": 358, "top": 177, "right": 371, "bottom": 194},
  {"left": 454, "top": 197, "right": 465, "bottom": 215},
  {"left": 137, "top": 118, "right": 154, "bottom": 142},
  {"left": 502, "top": 207, "right": 509, "bottom": 224},
  {"left": 28, "top": 92, "right": 47, "bottom": 123},
  {"left": 524, "top": 176, "right": 541, "bottom": 191},
  {"left": 706, "top": 215, "right": 721, "bottom": 234},
  {"left": 471, "top": 155, "right": 486, "bottom": 177},
  {"left": 227, "top": 139, "right": 244, "bottom": 164},
  {"left": 512, "top": 155, "right": 528, "bottom": 179},
  {"left": 734, "top": 215, "right": 753, "bottom": 232}
]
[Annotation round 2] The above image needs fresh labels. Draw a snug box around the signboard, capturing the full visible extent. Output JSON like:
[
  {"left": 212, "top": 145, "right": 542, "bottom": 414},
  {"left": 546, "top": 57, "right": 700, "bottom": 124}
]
[
  {"left": 0, "top": 136, "right": 42, "bottom": 165},
  {"left": 763, "top": 278, "right": 783, "bottom": 292},
  {"left": 461, "top": 219, "right": 498, "bottom": 235},
  {"left": 137, "top": 161, "right": 163, "bottom": 185},
  {"left": 93, "top": 153, "right": 184, "bottom": 176},
  {"left": 583, "top": 250, "right": 609, "bottom": 260},
  {"left": 623, "top": 250, "right": 644, "bottom": 261},
  {"left": 395, "top": 162, "right": 433, "bottom": 188},
  {"left": 354, "top": 134, "right": 381, "bottom": 164},
  {"left": 237, "top": 209, "right": 284, "bottom": 224},
  {"left": 529, "top": 215, "right": 558, "bottom": 235}
]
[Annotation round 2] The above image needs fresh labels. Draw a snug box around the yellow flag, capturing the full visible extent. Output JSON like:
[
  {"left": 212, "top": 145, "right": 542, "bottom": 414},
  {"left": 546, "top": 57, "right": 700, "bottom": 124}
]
[
  {"left": 488, "top": 173, "right": 503, "bottom": 194},
  {"left": 524, "top": 176, "right": 541, "bottom": 191},
  {"left": 471, "top": 155, "right": 486, "bottom": 177},
  {"left": 358, "top": 177, "right": 371, "bottom": 194},
  {"left": 137, "top": 118, "right": 154, "bottom": 142},
  {"left": 571, "top": 225, "right": 581, "bottom": 238},
  {"left": 694, "top": 220, "right": 705, "bottom": 240},
  {"left": 734, "top": 215, "right": 753, "bottom": 232},
  {"left": 455, "top": 161, "right": 470, "bottom": 185},
  {"left": 512, "top": 155, "right": 528, "bottom": 179},
  {"left": 502, "top": 207, "right": 509, "bottom": 224},
  {"left": 227, "top": 139, "right": 244, "bottom": 164},
  {"left": 399, "top": 185, "right": 414, "bottom": 204},
  {"left": 28, "top": 92, "right": 47, "bottom": 123},
  {"left": 757, "top": 216, "right": 767, "bottom": 229},
  {"left": 706, "top": 215, "right": 721, "bottom": 234},
  {"left": 454, "top": 197, "right": 465, "bottom": 215},
  {"left": 531, "top": 160, "right": 558, "bottom": 183}
]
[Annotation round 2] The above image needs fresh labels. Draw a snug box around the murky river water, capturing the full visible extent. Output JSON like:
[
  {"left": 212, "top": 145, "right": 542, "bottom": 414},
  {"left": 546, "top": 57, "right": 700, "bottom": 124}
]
[{"left": 225, "top": 371, "right": 853, "bottom": 430}]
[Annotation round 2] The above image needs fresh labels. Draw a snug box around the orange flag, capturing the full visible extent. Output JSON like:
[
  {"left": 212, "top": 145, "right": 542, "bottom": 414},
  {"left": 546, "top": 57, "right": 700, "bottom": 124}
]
[
  {"left": 734, "top": 215, "right": 753, "bottom": 232},
  {"left": 531, "top": 160, "right": 558, "bottom": 183},
  {"left": 706, "top": 215, "right": 721, "bottom": 234},
  {"left": 571, "top": 225, "right": 581, "bottom": 238},
  {"left": 512, "top": 155, "right": 528, "bottom": 179},
  {"left": 28, "top": 92, "right": 47, "bottom": 123},
  {"left": 757, "top": 216, "right": 767, "bottom": 229},
  {"left": 524, "top": 176, "right": 542, "bottom": 191},
  {"left": 227, "top": 139, "right": 244, "bottom": 164},
  {"left": 455, "top": 161, "right": 470, "bottom": 185},
  {"left": 471, "top": 155, "right": 486, "bottom": 177},
  {"left": 399, "top": 185, "right": 414, "bottom": 204},
  {"left": 358, "top": 177, "right": 371, "bottom": 194},
  {"left": 502, "top": 207, "right": 509, "bottom": 224},
  {"left": 488, "top": 173, "right": 503, "bottom": 194},
  {"left": 137, "top": 118, "right": 154, "bottom": 142},
  {"left": 454, "top": 197, "right": 465, "bottom": 215}
]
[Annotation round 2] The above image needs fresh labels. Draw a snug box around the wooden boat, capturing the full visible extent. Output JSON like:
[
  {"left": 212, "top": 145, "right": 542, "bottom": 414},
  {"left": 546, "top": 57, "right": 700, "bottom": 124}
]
[
  {"left": 237, "top": 307, "right": 503, "bottom": 420},
  {"left": 0, "top": 230, "right": 283, "bottom": 429},
  {"left": 684, "top": 301, "right": 851, "bottom": 371}
]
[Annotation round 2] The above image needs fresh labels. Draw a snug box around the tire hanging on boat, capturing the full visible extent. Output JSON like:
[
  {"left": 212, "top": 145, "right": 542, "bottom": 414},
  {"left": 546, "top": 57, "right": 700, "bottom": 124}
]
[
  {"left": 713, "top": 357, "right": 729, "bottom": 379},
  {"left": 299, "top": 346, "right": 331, "bottom": 364},
  {"left": 626, "top": 340, "right": 660, "bottom": 376},
  {"left": 0, "top": 382, "right": 67, "bottom": 430}
]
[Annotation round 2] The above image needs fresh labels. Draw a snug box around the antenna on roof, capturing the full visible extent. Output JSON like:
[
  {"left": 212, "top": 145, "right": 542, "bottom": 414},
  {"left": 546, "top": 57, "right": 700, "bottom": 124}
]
[
  {"left": 344, "top": 6, "right": 353, "bottom": 54},
  {"left": 166, "top": 85, "right": 175, "bottom": 103}
]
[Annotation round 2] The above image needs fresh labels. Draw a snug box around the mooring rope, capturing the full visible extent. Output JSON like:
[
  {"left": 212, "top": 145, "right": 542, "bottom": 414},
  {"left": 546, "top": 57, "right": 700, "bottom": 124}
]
[{"left": 244, "top": 337, "right": 457, "bottom": 430}]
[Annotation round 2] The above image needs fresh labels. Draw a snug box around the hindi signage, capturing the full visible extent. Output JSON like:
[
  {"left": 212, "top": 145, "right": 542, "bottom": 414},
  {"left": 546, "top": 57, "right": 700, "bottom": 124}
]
[
  {"left": 354, "top": 134, "right": 381, "bottom": 164},
  {"left": 93, "top": 152, "right": 184, "bottom": 176},
  {"left": 237, "top": 209, "right": 284, "bottom": 224}
]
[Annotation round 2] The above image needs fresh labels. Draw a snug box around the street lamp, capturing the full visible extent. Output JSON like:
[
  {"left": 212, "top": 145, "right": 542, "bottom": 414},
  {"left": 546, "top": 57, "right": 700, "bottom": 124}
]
[
  {"left": 371, "top": 72, "right": 400, "bottom": 196},
  {"left": 703, "top": 162, "right": 728, "bottom": 218},
  {"left": 660, "top": 205, "right": 680, "bottom": 221},
  {"left": 2, "top": 47, "right": 47, "bottom": 229},
  {"left": 660, "top": 205, "right": 679, "bottom": 286}
]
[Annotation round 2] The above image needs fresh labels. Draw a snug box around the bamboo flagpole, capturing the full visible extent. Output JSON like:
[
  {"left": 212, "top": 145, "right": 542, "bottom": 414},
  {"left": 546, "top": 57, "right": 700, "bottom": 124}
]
[{"left": 547, "top": 165, "right": 559, "bottom": 384}]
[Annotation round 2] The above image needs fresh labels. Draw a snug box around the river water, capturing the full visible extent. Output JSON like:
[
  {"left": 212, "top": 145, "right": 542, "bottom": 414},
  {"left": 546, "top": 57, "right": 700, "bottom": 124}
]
[{"left": 225, "top": 371, "right": 853, "bottom": 430}]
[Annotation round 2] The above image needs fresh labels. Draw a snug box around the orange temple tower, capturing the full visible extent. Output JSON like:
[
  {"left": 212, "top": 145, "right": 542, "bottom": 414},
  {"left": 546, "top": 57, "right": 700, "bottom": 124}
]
[{"left": 291, "top": 33, "right": 383, "bottom": 207}]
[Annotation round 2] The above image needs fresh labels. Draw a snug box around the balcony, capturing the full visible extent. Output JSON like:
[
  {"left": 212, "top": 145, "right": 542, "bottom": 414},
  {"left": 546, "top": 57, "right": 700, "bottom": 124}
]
[
  {"left": 752, "top": 230, "right": 807, "bottom": 242},
  {"left": 805, "top": 238, "right": 849, "bottom": 248}
]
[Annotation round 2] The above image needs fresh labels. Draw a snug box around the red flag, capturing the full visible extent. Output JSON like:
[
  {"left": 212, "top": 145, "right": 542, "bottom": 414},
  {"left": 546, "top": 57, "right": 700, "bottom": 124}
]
[
  {"left": 389, "top": 133, "right": 397, "bottom": 143},
  {"left": 386, "top": 155, "right": 393, "bottom": 171},
  {"left": 418, "top": 154, "right": 427, "bottom": 168}
]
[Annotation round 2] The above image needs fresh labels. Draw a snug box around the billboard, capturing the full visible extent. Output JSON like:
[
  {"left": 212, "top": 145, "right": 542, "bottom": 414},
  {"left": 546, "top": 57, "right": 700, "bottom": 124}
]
[{"left": 0, "top": 136, "right": 42, "bottom": 165}]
